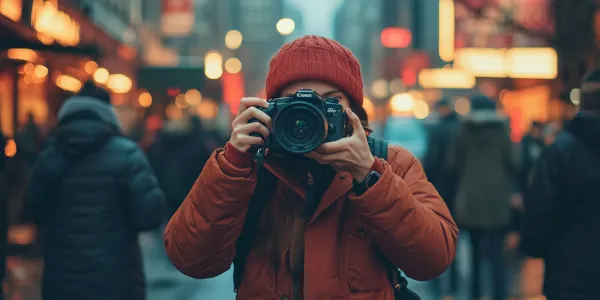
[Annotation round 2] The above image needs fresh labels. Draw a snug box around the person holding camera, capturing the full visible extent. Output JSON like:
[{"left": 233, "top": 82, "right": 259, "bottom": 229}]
[{"left": 164, "top": 35, "right": 458, "bottom": 300}]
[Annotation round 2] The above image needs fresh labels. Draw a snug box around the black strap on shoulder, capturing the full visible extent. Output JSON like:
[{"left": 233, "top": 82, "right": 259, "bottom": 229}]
[
  {"left": 367, "top": 136, "right": 388, "bottom": 160},
  {"left": 233, "top": 159, "right": 276, "bottom": 291}
]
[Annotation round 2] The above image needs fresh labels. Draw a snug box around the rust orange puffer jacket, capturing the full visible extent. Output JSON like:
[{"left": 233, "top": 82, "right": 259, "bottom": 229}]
[{"left": 164, "top": 144, "right": 458, "bottom": 300}]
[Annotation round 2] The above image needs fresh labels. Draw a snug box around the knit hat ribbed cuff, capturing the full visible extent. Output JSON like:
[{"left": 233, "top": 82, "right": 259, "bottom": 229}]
[{"left": 265, "top": 36, "right": 364, "bottom": 106}]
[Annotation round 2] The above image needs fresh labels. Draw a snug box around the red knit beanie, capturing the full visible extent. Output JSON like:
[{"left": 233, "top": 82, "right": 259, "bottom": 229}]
[{"left": 265, "top": 35, "right": 364, "bottom": 106}]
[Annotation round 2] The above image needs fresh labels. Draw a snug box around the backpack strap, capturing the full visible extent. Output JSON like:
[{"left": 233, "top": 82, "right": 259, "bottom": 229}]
[
  {"left": 367, "top": 137, "right": 419, "bottom": 299},
  {"left": 233, "top": 164, "right": 277, "bottom": 292},
  {"left": 367, "top": 136, "right": 388, "bottom": 160}
]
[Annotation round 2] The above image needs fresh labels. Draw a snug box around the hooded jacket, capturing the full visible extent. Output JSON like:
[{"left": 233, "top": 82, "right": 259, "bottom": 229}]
[
  {"left": 26, "top": 96, "right": 166, "bottom": 300},
  {"left": 164, "top": 141, "right": 458, "bottom": 300},
  {"left": 446, "top": 109, "right": 519, "bottom": 229},
  {"left": 147, "top": 116, "right": 213, "bottom": 216},
  {"left": 521, "top": 112, "right": 600, "bottom": 299}
]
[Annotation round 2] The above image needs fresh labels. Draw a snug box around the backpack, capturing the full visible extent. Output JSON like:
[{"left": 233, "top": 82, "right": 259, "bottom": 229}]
[{"left": 233, "top": 136, "right": 420, "bottom": 299}]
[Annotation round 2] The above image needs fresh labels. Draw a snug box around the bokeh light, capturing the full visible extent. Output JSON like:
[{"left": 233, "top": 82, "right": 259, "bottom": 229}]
[
  {"left": 276, "top": 18, "right": 295, "bottom": 35},
  {"left": 138, "top": 92, "right": 152, "bottom": 108},
  {"left": 413, "top": 100, "right": 430, "bottom": 119},
  {"left": 225, "top": 30, "right": 243, "bottom": 50},
  {"left": 224, "top": 58, "right": 242, "bottom": 74},
  {"left": 390, "top": 93, "right": 415, "bottom": 113},
  {"left": 93, "top": 68, "right": 109, "bottom": 84},
  {"left": 454, "top": 97, "right": 471, "bottom": 115},
  {"left": 185, "top": 89, "right": 202, "bottom": 105}
]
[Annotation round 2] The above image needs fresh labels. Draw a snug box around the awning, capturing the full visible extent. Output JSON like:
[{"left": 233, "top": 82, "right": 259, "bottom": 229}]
[{"left": 0, "top": 15, "right": 101, "bottom": 58}]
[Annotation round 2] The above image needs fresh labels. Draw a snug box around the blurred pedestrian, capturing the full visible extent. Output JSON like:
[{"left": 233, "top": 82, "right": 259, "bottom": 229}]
[
  {"left": 14, "top": 112, "right": 41, "bottom": 168},
  {"left": 24, "top": 86, "right": 167, "bottom": 300},
  {"left": 423, "top": 97, "right": 461, "bottom": 298},
  {"left": 146, "top": 113, "right": 212, "bottom": 273},
  {"left": 521, "top": 69, "right": 600, "bottom": 300},
  {"left": 164, "top": 35, "right": 458, "bottom": 300},
  {"left": 511, "top": 121, "right": 546, "bottom": 245},
  {"left": 446, "top": 95, "right": 519, "bottom": 300},
  {"left": 519, "top": 121, "right": 545, "bottom": 192},
  {"left": 148, "top": 113, "right": 212, "bottom": 217},
  {"left": 542, "top": 121, "right": 561, "bottom": 146},
  {"left": 0, "top": 131, "right": 6, "bottom": 300}
]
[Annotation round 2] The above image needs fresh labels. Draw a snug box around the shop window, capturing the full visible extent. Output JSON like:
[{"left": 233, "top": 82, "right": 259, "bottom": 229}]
[
  {"left": 500, "top": 85, "right": 550, "bottom": 142},
  {"left": 0, "top": 73, "right": 14, "bottom": 136}
]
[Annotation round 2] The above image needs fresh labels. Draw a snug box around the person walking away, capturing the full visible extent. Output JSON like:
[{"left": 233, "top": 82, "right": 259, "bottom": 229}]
[
  {"left": 0, "top": 132, "right": 6, "bottom": 300},
  {"left": 15, "top": 112, "right": 41, "bottom": 169},
  {"left": 148, "top": 113, "right": 212, "bottom": 217},
  {"left": 423, "top": 98, "right": 460, "bottom": 298},
  {"left": 542, "top": 122, "right": 561, "bottom": 146},
  {"left": 519, "top": 121, "right": 545, "bottom": 192},
  {"left": 146, "top": 113, "right": 212, "bottom": 273},
  {"left": 446, "top": 95, "right": 518, "bottom": 300},
  {"left": 508, "top": 121, "right": 546, "bottom": 284},
  {"left": 24, "top": 89, "right": 167, "bottom": 300},
  {"left": 164, "top": 35, "right": 458, "bottom": 300},
  {"left": 521, "top": 69, "right": 600, "bottom": 300}
]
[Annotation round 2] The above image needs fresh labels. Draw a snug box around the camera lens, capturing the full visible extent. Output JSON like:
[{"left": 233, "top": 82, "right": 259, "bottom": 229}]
[
  {"left": 290, "top": 119, "right": 310, "bottom": 140},
  {"left": 272, "top": 103, "right": 327, "bottom": 154}
]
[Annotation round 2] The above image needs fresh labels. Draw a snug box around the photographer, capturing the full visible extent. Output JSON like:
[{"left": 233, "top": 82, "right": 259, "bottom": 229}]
[{"left": 164, "top": 35, "right": 458, "bottom": 299}]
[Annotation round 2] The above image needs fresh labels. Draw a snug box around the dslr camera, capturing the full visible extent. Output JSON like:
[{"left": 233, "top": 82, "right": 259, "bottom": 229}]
[{"left": 249, "top": 89, "right": 346, "bottom": 154}]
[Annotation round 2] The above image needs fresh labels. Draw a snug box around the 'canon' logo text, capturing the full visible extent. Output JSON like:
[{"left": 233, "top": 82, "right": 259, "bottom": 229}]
[{"left": 296, "top": 93, "right": 312, "bottom": 98}]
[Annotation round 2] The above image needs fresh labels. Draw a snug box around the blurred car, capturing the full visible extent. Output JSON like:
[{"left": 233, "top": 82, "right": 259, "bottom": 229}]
[{"left": 383, "top": 117, "right": 428, "bottom": 159}]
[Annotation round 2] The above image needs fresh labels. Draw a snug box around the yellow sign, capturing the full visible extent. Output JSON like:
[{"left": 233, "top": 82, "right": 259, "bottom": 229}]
[
  {"left": 454, "top": 47, "right": 557, "bottom": 79},
  {"left": 0, "top": 0, "right": 22, "bottom": 21},
  {"left": 418, "top": 68, "right": 476, "bottom": 89},
  {"left": 31, "top": 0, "right": 80, "bottom": 46}
]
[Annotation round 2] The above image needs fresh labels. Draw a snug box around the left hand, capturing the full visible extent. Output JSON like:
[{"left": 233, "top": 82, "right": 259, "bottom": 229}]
[{"left": 305, "top": 108, "right": 375, "bottom": 182}]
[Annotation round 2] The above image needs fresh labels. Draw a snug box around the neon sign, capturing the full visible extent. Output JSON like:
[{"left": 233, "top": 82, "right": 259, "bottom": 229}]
[{"left": 31, "top": 0, "right": 80, "bottom": 46}]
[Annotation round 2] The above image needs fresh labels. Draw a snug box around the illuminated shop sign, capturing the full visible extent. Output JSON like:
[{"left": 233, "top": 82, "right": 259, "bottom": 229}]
[{"left": 31, "top": 0, "right": 80, "bottom": 46}]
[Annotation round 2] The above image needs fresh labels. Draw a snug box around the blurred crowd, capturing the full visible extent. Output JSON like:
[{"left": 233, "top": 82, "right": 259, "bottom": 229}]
[
  {"left": 421, "top": 70, "right": 599, "bottom": 300},
  {"left": 1, "top": 74, "right": 599, "bottom": 300}
]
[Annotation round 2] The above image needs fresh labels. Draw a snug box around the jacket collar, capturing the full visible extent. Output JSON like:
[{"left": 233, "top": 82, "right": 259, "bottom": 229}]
[{"left": 263, "top": 155, "right": 353, "bottom": 225}]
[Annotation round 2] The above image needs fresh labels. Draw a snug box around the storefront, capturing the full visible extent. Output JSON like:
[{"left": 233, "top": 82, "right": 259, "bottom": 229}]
[
  {"left": 450, "top": 0, "right": 562, "bottom": 141},
  {"left": 0, "top": 0, "right": 141, "bottom": 139}
]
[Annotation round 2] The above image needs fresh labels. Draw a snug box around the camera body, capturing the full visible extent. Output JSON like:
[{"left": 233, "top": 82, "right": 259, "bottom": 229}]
[{"left": 250, "top": 89, "right": 346, "bottom": 154}]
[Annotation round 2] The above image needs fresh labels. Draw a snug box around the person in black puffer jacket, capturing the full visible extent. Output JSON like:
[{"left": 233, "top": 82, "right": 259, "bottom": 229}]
[
  {"left": 25, "top": 91, "right": 167, "bottom": 300},
  {"left": 521, "top": 69, "right": 600, "bottom": 300},
  {"left": 0, "top": 132, "right": 6, "bottom": 300}
]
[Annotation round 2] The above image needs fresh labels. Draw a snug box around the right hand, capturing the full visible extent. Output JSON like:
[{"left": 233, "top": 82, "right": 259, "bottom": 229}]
[{"left": 229, "top": 97, "right": 272, "bottom": 152}]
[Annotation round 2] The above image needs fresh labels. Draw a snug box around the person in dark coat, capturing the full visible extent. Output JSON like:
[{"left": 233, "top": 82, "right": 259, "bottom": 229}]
[
  {"left": 25, "top": 92, "right": 167, "bottom": 300},
  {"left": 519, "top": 121, "right": 545, "bottom": 192},
  {"left": 0, "top": 132, "right": 6, "bottom": 300},
  {"left": 423, "top": 98, "right": 460, "bottom": 297},
  {"left": 446, "top": 95, "right": 519, "bottom": 300},
  {"left": 147, "top": 114, "right": 213, "bottom": 217},
  {"left": 521, "top": 69, "right": 600, "bottom": 300}
]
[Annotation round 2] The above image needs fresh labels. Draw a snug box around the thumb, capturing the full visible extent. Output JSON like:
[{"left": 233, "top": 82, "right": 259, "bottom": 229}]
[{"left": 346, "top": 108, "right": 365, "bottom": 136}]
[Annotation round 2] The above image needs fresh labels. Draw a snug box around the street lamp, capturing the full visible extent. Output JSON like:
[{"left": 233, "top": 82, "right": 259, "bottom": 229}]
[
  {"left": 276, "top": 18, "right": 295, "bottom": 35},
  {"left": 224, "top": 58, "right": 242, "bottom": 74},
  {"left": 390, "top": 93, "right": 415, "bottom": 114},
  {"left": 204, "top": 51, "right": 223, "bottom": 80},
  {"left": 225, "top": 30, "right": 243, "bottom": 50}
]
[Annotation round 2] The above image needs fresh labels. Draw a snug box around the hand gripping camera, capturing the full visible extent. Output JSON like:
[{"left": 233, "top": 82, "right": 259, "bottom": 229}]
[{"left": 249, "top": 89, "right": 346, "bottom": 154}]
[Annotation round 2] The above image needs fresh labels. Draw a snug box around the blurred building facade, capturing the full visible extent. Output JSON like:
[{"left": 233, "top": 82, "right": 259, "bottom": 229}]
[
  {"left": 333, "top": 0, "right": 380, "bottom": 83},
  {"left": 0, "top": 0, "right": 143, "bottom": 138}
]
